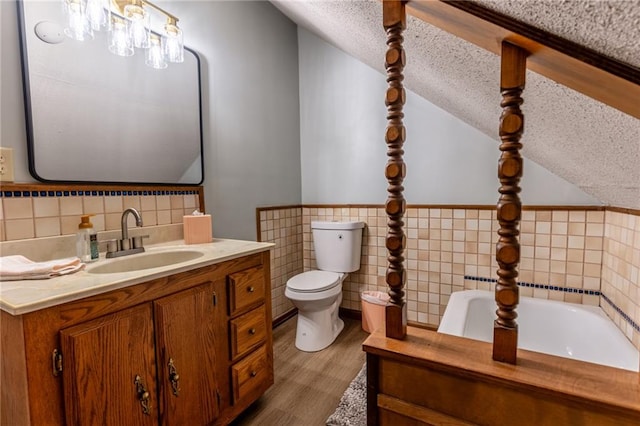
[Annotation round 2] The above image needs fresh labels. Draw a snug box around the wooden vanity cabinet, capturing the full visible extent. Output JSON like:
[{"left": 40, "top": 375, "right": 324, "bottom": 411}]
[
  {"left": 0, "top": 251, "right": 273, "bottom": 426},
  {"left": 59, "top": 303, "right": 160, "bottom": 426}
]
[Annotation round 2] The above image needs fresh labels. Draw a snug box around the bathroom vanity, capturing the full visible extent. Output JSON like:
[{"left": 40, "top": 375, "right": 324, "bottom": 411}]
[{"left": 0, "top": 240, "right": 273, "bottom": 425}]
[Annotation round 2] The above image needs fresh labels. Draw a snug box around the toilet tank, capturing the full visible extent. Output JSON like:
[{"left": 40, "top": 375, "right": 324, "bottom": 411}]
[{"left": 311, "top": 221, "right": 365, "bottom": 273}]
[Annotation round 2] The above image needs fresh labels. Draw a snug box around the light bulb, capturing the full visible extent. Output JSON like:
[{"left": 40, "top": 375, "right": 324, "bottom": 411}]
[
  {"left": 108, "top": 17, "right": 133, "bottom": 57},
  {"left": 146, "top": 35, "right": 167, "bottom": 69},
  {"left": 86, "top": 0, "right": 107, "bottom": 31},
  {"left": 63, "top": 0, "right": 94, "bottom": 41},
  {"left": 163, "top": 22, "right": 183, "bottom": 63},
  {"left": 125, "top": 3, "right": 150, "bottom": 49}
]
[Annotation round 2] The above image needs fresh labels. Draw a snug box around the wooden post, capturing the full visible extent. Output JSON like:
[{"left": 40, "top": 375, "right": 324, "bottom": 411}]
[
  {"left": 493, "top": 42, "right": 527, "bottom": 364},
  {"left": 383, "top": 0, "right": 407, "bottom": 340}
]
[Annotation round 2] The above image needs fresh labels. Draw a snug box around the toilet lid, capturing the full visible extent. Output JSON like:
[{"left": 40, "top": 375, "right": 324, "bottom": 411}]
[{"left": 287, "top": 271, "right": 342, "bottom": 293}]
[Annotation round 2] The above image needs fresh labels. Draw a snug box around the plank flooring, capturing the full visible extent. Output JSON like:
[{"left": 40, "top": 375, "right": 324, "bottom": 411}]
[{"left": 231, "top": 315, "right": 368, "bottom": 425}]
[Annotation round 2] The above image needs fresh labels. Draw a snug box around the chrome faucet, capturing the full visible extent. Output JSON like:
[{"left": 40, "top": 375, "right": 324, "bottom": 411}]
[
  {"left": 121, "top": 208, "right": 143, "bottom": 242},
  {"left": 106, "top": 208, "right": 148, "bottom": 258}
]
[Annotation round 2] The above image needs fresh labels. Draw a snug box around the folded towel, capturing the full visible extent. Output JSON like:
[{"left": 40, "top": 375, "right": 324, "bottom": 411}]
[{"left": 0, "top": 255, "right": 85, "bottom": 281}]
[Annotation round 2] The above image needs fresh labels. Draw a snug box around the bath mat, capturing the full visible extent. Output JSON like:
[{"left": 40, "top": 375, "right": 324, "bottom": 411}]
[{"left": 326, "top": 364, "right": 366, "bottom": 426}]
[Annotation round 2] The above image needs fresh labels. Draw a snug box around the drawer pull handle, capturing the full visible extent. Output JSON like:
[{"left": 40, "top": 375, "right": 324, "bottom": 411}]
[
  {"left": 168, "top": 358, "right": 181, "bottom": 397},
  {"left": 249, "top": 328, "right": 256, "bottom": 335},
  {"left": 134, "top": 375, "right": 152, "bottom": 415},
  {"left": 247, "top": 286, "right": 255, "bottom": 293},
  {"left": 250, "top": 370, "right": 257, "bottom": 378}
]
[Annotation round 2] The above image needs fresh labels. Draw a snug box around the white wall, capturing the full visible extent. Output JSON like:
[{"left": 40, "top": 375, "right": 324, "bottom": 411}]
[
  {"left": 171, "top": 1, "right": 301, "bottom": 240},
  {"left": 1, "top": 1, "right": 302, "bottom": 240},
  {"left": 298, "top": 28, "right": 601, "bottom": 206}
]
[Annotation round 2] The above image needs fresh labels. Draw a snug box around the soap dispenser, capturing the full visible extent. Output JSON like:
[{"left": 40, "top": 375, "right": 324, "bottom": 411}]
[{"left": 76, "top": 215, "right": 99, "bottom": 262}]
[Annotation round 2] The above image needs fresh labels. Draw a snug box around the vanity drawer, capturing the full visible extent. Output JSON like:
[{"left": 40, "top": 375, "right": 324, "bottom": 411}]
[
  {"left": 228, "top": 265, "right": 265, "bottom": 316},
  {"left": 231, "top": 345, "right": 270, "bottom": 404},
  {"left": 230, "top": 305, "right": 266, "bottom": 360}
]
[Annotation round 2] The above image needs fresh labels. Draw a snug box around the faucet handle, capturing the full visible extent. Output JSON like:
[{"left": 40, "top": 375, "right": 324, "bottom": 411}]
[
  {"left": 132, "top": 235, "right": 150, "bottom": 249},
  {"left": 104, "top": 239, "right": 121, "bottom": 258},
  {"left": 104, "top": 239, "right": 119, "bottom": 253}
]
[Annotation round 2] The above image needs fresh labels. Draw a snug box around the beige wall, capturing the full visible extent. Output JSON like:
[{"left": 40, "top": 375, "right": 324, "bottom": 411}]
[{"left": 260, "top": 205, "right": 639, "bottom": 352}]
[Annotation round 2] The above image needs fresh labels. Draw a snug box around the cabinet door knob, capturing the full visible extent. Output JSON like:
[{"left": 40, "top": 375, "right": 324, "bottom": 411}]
[
  {"left": 249, "top": 328, "right": 256, "bottom": 335},
  {"left": 134, "top": 375, "right": 152, "bottom": 415},
  {"left": 250, "top": 370, "right": 257, "bottom": 378},
  {"left": 247, "top": 286, "right": 255, "bottom": 293}
]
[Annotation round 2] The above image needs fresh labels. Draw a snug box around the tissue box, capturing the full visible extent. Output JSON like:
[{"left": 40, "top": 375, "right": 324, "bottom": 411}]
[{"left": 183, "top": 214, "right": 212, "bottom": 244}]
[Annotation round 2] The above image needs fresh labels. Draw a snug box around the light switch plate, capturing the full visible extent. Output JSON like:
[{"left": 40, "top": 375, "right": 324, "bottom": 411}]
[{"left": 0, "top": 147, "right": 15, "bottom": 182}]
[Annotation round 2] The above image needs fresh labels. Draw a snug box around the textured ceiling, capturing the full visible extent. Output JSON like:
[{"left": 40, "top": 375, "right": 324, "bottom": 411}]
[{"left": 271, "top": 0, "right": 640, "bottom": 209}]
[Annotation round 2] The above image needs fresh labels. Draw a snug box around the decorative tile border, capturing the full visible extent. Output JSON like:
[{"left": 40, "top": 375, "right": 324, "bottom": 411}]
[
  {"left": 1, "top": 189, "right": 199, "bottom": 197},
  {"left": 465, "top": 274, "right": 640, "bottom": 334},
  {"left": 463, "top": 275, "right": 601, "bottom": 296},
  {"left": 601, "top": 293, "right": 640, "bottom": 333}
]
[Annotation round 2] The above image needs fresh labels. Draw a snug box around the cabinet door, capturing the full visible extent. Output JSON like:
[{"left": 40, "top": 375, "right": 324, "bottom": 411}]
[
  {"left": 60, "top": 303, "right": 158, "bottom": 426},
  {"left": 154, "top": 280, "right": 223, "bottom": 425}
]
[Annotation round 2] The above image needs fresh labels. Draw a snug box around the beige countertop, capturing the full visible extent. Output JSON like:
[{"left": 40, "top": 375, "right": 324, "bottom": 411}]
[{"left": 0, "top": 239, "right": 274, "bottom": 316}]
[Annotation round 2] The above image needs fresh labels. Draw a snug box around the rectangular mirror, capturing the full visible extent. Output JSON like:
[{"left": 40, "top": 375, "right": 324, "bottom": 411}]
[{"left": 17, "top": 0, "right": 204, "bottom": 185}]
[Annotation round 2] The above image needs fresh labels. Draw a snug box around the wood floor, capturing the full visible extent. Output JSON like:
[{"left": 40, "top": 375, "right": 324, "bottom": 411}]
[{"left": 231, "top": 315, "right": 369, "bottom": 426}]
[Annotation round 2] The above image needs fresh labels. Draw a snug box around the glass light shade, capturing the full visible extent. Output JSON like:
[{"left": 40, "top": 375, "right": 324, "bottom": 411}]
[
  {"left": 63, "top": 0, "right": 94, "bottom": 41},
  {"left": 108, "top": 17, "right": 134, "bottom": 57},
  {"left": 125, "top": 4, "right": 150, "bottom": 49},
  {"left": 163, "top": 23, "right": 184, "bottom": 63},
  {"left": 85, "top": 0, "right": 107, "bottom": 31},
  {"left": 145, "top": 36, "right": 167, "bottom": 69}
]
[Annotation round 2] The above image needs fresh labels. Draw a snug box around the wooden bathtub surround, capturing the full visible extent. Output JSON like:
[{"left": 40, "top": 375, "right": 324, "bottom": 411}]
[
  {"left": 368, "top": 1, "right": 640, "bottom": 424},
  {"left": 364, "top": 327, "right": 640, "bottom": 425},
  {"left": 0, "top": 251, "right": 273, "bottom": 425},
  {"left": 383, "top": 0, "right": 408, "bottom": 340},
  {"left": 493, "top": 41, "right": 527, "bottom": 365}
]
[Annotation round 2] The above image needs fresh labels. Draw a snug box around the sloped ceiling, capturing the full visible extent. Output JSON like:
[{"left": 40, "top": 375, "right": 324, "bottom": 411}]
[{"left": 271, "top": 0, "right": 640, "bottom": 209}]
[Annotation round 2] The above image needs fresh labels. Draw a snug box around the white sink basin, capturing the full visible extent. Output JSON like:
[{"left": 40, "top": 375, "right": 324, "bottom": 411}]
[{"left": 88, "top": 250, "right": 204, "bottom": 274}]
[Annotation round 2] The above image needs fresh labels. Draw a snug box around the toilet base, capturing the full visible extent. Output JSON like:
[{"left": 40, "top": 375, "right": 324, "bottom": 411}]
[{"left": 294, "top": 310, "right": 344, "bottom": 352}]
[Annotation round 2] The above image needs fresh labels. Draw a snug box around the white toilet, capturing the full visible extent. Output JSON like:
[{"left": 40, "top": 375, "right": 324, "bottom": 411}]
[{"left": 285, "top": 221, "right": 365, "bottom": 352}]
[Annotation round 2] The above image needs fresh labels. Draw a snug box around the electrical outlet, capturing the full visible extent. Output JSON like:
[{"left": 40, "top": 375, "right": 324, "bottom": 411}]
[{"left": 0, "top": 147, "right": 15, "bottom": 182}]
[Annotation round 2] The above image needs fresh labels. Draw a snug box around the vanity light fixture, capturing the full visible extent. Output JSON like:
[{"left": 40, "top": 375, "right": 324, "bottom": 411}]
[{"left": 62, "top": 0, "right": 184, "bottom": 68}]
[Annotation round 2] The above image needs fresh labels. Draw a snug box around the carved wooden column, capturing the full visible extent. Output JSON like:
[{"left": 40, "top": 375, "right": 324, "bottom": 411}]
[
  {"left": 383, "top": 0, "right": 407, "bottom": 340},
  {"left": 493, "top": 42, "right": 527, "bottom": 364}
]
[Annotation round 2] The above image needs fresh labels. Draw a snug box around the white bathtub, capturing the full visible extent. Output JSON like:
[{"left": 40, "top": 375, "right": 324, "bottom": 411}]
[{"left": 438, "top": 290, "right": 639, "bottom": 372}]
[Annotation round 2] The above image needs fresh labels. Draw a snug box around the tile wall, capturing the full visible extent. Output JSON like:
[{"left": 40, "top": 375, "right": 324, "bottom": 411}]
[
  {"left": 0, "top": 189, "right": 200, "bottom": 242},
  {"left": 259, "top": 205, "right": 640, "bottom": 351},
  {"left": 257, "top": 207, "right": 303, "bottom": 319},
  {"left": 601, "top": 210, "right": 640, "bottom": 348}
]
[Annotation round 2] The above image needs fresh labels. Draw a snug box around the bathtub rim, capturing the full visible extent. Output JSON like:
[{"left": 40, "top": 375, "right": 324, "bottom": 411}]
[{"left": 438, "top": 289, "right": 639, "bottom": 372}]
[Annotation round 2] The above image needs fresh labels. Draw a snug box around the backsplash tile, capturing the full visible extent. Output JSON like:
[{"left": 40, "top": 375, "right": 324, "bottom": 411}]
[
  {"left": 34, "top": 217, "right": 61, "bottom": 238},
  {"left": 33, "top": 197, "right": 59, "bottom": 218},
  {"left": 6, "top": 218, "right": 35, "bottom": 240},
  {"left": 4, "top": 198, "right": 33, "bottom": 220},
  {"left": 0, "top": 189, "right": 201, "bottom": 243}
]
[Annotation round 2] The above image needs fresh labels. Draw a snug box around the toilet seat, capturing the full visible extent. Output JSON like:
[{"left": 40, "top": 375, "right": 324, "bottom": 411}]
[{"left": 286, "top": 270, "right": 343, "bottom": 293}]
